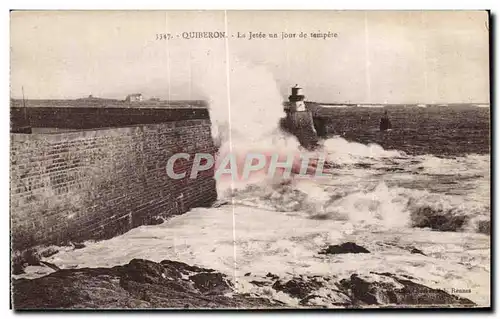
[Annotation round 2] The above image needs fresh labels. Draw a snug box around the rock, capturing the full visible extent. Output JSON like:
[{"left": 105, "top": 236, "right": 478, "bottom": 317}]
[
  {"left": 11, "top": 258, "right": 477, "bottom": 309},
  {"left": 12, "top": 246, "right": 59, "bottom": 275},
  {"left": 338, "top": 273, "right": 475, "bottom": 307},
  {"left": 39, "top": 261, "right": 60, "bottom": 271},
  {"left": 298, "top": 294, "right": 323, "bottom": 306},
  {"left": 144, "top": 216, "right": 164, "bottom": 226},
  {"left": 12, "top": 258, "right": 281, "bottom": 309},
  {"left": 12, "top": 261, "right": 25, "bottom": 275},
  {"left": 264, "top": 271, "right": 475, "bottom": 308},
  {"left": 272, "top": 277, "right": 323, "bottom": 299},
  {"left": 410, "top": 248, "right": 426, "bottom": 256},
  {"left": 72, "top": 242, "right": 86, "bottom": 250},
  {"left": 12, "top": 248, "right": 42, "bottom": 275},
  {"left": 299, "top": 291, "right": 351, "bottom": 307},
  {"left": 319, "top": 242, "right": 370, "bottom": 255},
  {"left": 338, "top": 274, "right": 379, "bottom": 305},
  {"left": 212, "top": 200, "right": 229, "bottom": 208},
  {"left": 265, "top": 272, "right": 279, "bottom": 280},
  {"left": 244, "top": 272, "right": 251, "bottom": 276},
  {"left": 23, "top": 249, "right": 42, "bottom": 266},
  {"left": 120, "top": 259, "right": 173, "bottom": 284},
  {"left": 160, "top": 259, "right": 215, "bottom": 274},
  {"left": 189, "top": 272, "right": 232, "bottom": 295},
  {"left": 411, "top": 206, "right": 468, "bottom": 232},
  {"left": 476, "top": 220, "right": 490, "bottom": 235},
  {"left": 39, "top": 247, "right": 59, "bottom": 258}
]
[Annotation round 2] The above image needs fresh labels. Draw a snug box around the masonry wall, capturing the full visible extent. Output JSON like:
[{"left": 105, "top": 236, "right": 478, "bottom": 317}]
[
  {"left": 10, "top": 119, "right": 217, "bottom": 251},
  {"left": 11, "top": 106, "right": 209, "bottom": 132}
]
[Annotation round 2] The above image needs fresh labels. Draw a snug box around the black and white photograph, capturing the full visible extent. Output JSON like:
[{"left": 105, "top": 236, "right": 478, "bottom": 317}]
[{"left": 9, "top": 10, "right": 491, "bottom": 310}]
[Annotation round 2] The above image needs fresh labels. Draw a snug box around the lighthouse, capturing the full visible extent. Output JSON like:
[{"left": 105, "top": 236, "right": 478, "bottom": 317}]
[
  {"left": 287, "top": 85, "right": 307, "bottom": 112},
  {"left": 281, "top": 85, "right": 319, "bottom": 149}
]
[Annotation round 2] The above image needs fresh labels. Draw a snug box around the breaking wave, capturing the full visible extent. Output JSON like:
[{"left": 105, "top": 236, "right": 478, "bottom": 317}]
[
  {"left": 319, "top": 136, "right": 406, "bottom": 164},
  {"left": 200, "top": 57, "right": 489, "bottom": 236},
  {"left": 229, "top": 179, "right": 489, "bottom": 235},
  {"left": 221, "top": 134, "right": 489, "bottom": 235}
]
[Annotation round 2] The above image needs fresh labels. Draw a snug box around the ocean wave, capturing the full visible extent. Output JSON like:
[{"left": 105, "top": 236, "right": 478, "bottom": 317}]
[
  {"left": 229, "top": 180, "right": 489, "bottom": 235},
  {"left": 414, "top": 154, "right": 489, "bottom": 176},
  {"left": 210, "top": 116, "right": 489, "bottom": 235},
  {"left": 323, "top": 137, "right": 405, "bottom": 156}
]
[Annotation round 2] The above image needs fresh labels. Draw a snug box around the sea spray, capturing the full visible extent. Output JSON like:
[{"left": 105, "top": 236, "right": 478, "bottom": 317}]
[
  {"left": 195, "top": 58, "right": 489, "bottom": 235},
  {"left": 201, "top": 57, "right": 288, "bottom": 146},
  {"left": 199, "top": 57, "right": 302, "bottom": 195},
  {"left": 320, "top": 136, "right": 407, "bottom": 165}
]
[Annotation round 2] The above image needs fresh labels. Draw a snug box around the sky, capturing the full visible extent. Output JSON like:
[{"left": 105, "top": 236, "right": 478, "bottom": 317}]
[{"left": 10, "top": 10, "right": 490, "bottom": 104}]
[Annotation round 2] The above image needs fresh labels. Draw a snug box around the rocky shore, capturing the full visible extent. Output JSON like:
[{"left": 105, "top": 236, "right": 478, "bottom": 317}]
[{"left": 12, "top": 243, "right": 476, "bottom": 309}]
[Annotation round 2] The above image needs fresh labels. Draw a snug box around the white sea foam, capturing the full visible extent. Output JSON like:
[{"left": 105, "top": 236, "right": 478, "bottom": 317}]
[
  {"left": 319, "top": 136, "right": 406, "bottom": 164},
  {"left": 39, "top": 201, "right": 490, "bottom": 305},
  {"left": 201, "top": 57, "right": 301, "bottom": 196}
]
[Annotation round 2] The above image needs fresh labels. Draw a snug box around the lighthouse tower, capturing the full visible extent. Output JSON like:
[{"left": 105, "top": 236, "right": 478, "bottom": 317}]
[
  {"left": 281, "top": 85, "right": 319, "bottom": 149},
  {"left": 287, "top": 85, "right": 307, "bottom": 112}
]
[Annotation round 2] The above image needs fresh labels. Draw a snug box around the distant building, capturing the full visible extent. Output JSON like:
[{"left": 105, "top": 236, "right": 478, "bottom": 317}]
[{"left": 125, "top": 93, "right": 143, "bottom": 102}]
